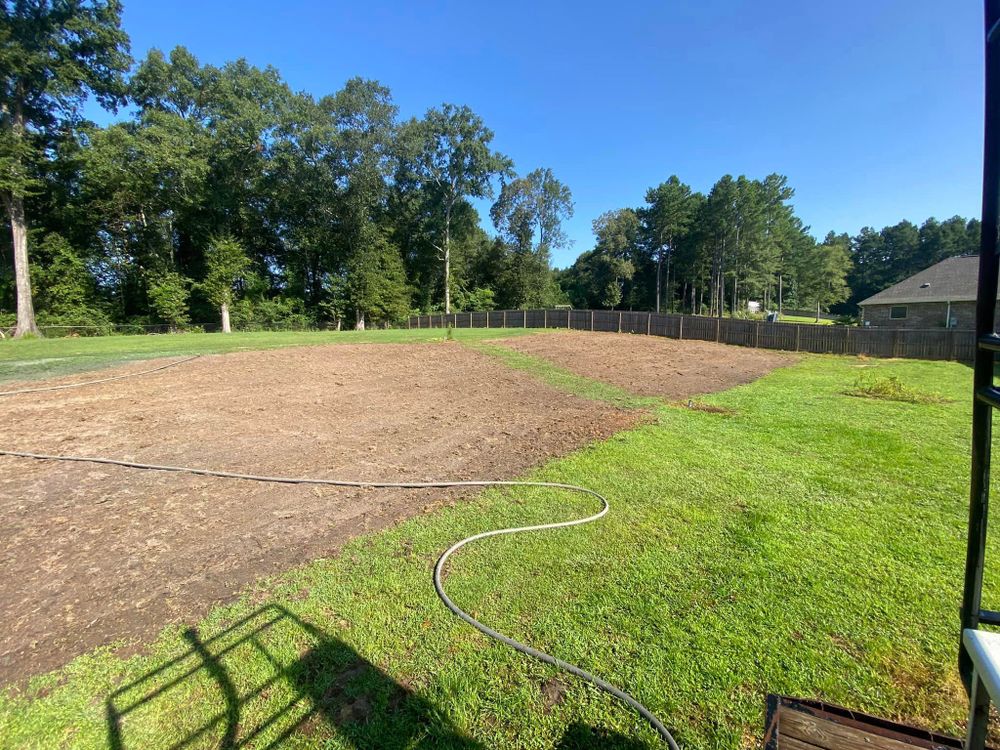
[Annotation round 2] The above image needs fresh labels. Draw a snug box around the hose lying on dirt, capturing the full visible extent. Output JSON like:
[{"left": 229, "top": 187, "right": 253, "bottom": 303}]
[
  {"left": 0, "top": 447, "right": 679, "bottom": 746},
  {"left": 0, "top": 355, "right": 201, "bottom": 397}
]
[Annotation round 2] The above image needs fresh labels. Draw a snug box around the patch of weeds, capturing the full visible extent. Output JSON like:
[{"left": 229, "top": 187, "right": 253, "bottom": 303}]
[
  {"left": 674, "top": 399, "right": 737, "bottom": 415},
  {"left": 846, "top": 371, "right": 950, "bottom": 404}
]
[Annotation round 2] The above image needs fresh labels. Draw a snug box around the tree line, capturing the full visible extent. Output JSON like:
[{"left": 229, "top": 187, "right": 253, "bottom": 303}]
[
  {"left": 559, "top": 175, "right": 982, "bottom": 319},
  {"left": 1, "top": 1, "right": 572, "bottom": 336},
  {"left": 0, "top": 2, "right": 983, "bottom": 337}
]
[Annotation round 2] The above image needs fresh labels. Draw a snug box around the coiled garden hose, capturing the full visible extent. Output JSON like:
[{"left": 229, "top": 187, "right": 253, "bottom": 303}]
[{"left": 0, "top": 355, "right": 679, "bottom": 747}]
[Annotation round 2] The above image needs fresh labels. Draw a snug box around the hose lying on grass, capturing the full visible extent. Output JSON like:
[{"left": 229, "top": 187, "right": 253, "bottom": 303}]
[
  {"left": 0, "top": 355, "right": 679, "bottom": 747},
  {"left": 0, "top": 355, "right": 201, "bottom": 397}
]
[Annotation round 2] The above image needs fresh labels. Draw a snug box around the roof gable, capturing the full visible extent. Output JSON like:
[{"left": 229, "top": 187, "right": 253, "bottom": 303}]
[{"left": 858, "top": 255, "right": 992, "bottom": 306}]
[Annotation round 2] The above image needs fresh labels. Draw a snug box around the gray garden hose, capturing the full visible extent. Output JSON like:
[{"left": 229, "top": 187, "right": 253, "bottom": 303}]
[
  {"left": 0, "top": 355, "right": 200, "bottom": 396},
  {"left": 0, "top": 353, "right": 679, "bottom": 747},
  {"left": 0, "top": 449, "right": 678, "bottom": 746}
]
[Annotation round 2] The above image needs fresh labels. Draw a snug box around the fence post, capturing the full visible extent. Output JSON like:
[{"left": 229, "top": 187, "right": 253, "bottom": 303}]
[
  {"left": 544, "top": 309, "right": 548, "bottom": 328},
  {"left": 716, "top": 317, "right": 721, "bottom": 342},
  {"left": 892, "top": 329, "right": 901, "bottom": 358},
  {"left": 755, "top": 322, "right": 760, "bottom": 348},
  {"left": 590, "top": 310, "right": 595, "bottom": 331},
  {"left": 524, "top": 310, "right": 527, "bottom": 328},
  {"left": 503, "top": 310, "right": 507, "bottom": 328},
  {"left": 647, "top": 312, "right": 651, "bottom": 336},
  {"left": 618, "top": 311, "right": 623, "bottom": 333},
  {"left": 795, "top": 325, "right": 801, "bottom": 351},
  {"left": 951, "top": 328, "right": 958, "bottom": 360},
  {"left": 567, "top": 309, "right": 571, "bottom": 329},
  {"left": 679, "top": 315, "right": 684, "bottom": 340}
]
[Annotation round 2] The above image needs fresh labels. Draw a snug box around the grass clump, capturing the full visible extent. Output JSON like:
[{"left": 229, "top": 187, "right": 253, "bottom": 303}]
[{"left": 847, "top": 371, "right": 950, "bottom": 404}]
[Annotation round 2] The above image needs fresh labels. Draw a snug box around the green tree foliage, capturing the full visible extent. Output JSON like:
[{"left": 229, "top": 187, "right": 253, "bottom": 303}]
[
  {"left": 561, "top": 209, "right": 639, "bottom": 309},
  {"left": 640, "top": 176, "right": 697, "bottom": 312},
  {"left": 147, "top": 270, "right": 191, "bottom": 330},
  {"left": 1, "top": 0, "right": 130, "bottom": 335},
  {"left": 200, "top": 234, "right": 251, "bottom": 332},
  {"left": 1, "top": 11, "right": 981, "bottom": 331},
  {"left": 490, "top": 167, "right": 573, "bottom": 309},
  {"left": 402, "top": 104, "right": 512, "bottom": 313},
  {"left": 344, "top": 225, "right": 408, "bottom": 329},
  {"left": 793, "top": 232, "right": 853, "bottom": 318}
]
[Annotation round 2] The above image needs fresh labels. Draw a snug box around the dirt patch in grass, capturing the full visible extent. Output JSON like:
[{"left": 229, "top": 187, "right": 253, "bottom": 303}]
[
  {"left": 0, "top": 342, "right": 638, "bottom": 684},
  {"left": 495, "top": 330, "right": 793, "bottom": 399}
]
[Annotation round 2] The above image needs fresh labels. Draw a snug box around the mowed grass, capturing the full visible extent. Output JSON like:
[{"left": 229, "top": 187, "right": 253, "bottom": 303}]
[
  {"left": 776, "top": 314, "right": 835, "bottom": 325},
  {"left": 0, "top": 342, "right": 994, "bottom": 749},
  {"left": 0, "top": 327, "right": 545, "bottom": 383}
]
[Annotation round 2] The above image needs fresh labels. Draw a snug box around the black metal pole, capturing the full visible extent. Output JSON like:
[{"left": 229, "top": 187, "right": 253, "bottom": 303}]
[{"left": 960, "top": 0, "right": 1000, "bottom": 693}]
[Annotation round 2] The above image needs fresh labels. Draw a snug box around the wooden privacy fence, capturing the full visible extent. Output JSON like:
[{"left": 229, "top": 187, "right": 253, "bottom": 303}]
[{"left": 407, "top": 309, "right": 976, "bottom": 361}]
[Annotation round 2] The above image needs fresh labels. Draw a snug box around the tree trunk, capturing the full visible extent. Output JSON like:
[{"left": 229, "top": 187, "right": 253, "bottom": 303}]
[
  {"left": 664, "top": 250, "right": 672, "bottom": 313},
  {"left": 655, "top": 251, "right": 662, "bottom": 313},
  {"left": 220, "top": 302, "right": 231, "bottom": 333},
  {"left": 443, "top": 200, "right": 453, "bottom": 315},
  {"left": 355, "top": 309, "right": 365, "bottom": 330},
  {"left": 4, "top": 192, "right": 39, "bottom": 337}
]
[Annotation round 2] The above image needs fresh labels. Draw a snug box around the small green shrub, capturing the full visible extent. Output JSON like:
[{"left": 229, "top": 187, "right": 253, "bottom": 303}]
[
  {"left": 445, "top": 324, "right": 454, "bottom": 341},
  {"left": 847, "top": 371, "right": 949, "bottom": 404}
]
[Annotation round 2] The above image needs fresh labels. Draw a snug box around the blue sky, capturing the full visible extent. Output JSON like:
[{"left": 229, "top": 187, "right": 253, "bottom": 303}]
[{"left": 101, "top": 0, "right": 983, "bottom": 267}]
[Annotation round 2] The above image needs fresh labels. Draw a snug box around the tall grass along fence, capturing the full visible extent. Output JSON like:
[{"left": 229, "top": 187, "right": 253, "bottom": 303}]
[{"left": 408, "top": 309, "right": 976, "bottom": 361}]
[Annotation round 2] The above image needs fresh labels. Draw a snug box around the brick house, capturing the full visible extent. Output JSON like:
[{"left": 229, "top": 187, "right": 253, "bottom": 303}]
[{"left": 859, "top": 255, "right": 987, "bottom": 329}]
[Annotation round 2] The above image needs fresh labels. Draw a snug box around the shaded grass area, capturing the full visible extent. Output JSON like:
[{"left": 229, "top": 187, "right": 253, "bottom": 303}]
[
  {"left": 0, "top": 328, "right": 543, "bottom": 383},
  {"left": 0, "top": 354, "right": 993, "bottom": 749},
  {"left": 468, "top": 341, "right": 658, "bottom": 409}
]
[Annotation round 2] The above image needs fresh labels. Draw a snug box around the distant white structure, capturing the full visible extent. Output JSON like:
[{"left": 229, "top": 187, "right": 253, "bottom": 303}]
[{"left": 747, "top": 300, "right": 761, "bottom": 313}]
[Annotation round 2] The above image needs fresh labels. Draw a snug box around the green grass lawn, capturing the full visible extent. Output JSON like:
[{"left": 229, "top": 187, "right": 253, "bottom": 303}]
[
  {"left": 0, "top": 337, "right": 991, "bottom": 749},
  {"left": 775, "top": 314, "right": 835, "bottom": 325},
  {"left": 0, "top": 327, "right": 544, "bottom": 383}
]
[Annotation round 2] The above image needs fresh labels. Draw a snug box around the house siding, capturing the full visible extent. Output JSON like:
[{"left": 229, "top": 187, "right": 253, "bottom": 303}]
[{"left": 861, "top": 301, "right": 976, "bottom": 329}]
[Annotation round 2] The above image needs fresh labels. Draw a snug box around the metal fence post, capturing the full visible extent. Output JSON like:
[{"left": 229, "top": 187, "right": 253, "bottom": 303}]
[
  {"left": 679, "top": 316, "right": 684, "bottom": 340},
  {"left": 590, "top": 310, "right": 594, "bottom": 331},
  {"left": 544, "top": 309, "right": 548, "bottom": 328},
  {"left": 567, "top": 309, "right": 571, "bottom": 329},
  {"left": 716, "top": 317, "right": 721, "bottom": 342},
  {"left": 647, "top": 312, "right": 651, "bottom": 336},
  {"left": 755, "top": 322, "right": 760, "bottom": 348}
]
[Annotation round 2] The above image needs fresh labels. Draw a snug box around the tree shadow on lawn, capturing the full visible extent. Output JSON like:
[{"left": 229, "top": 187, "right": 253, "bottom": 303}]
[{"left": 105, "top": 604, "right": 482, "bottom": 749}]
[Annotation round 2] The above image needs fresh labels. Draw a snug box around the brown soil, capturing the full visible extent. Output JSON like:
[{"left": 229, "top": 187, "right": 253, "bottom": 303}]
[
  {"left": 0, "top": 335, "right": 785, "bottom": 684},
  {"left": 0, "top": 343, "right": 637, "bottom": 684},
  {"left": 497, "top": 330, "right": 793, "bottom": 398}
]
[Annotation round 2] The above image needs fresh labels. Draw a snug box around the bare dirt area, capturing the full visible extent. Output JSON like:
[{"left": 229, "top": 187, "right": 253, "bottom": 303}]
[
  {"left": 496, "top": 330, "right": 793, "bottom": 399},
  {"left": 0, "top": 342, "right": 639, "bottom": 684}
]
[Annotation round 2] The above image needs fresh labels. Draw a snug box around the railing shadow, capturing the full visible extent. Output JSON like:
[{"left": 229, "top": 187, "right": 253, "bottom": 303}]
[
  {"left": 105, "top": 604, "right": 482, "bottom": 749},
  {"left": 554, "top": 722, "right": 655, "bottom": 749}
]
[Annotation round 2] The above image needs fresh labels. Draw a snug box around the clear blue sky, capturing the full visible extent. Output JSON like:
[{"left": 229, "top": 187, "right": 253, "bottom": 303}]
[{"left": 103, "top": 0, "right": 984, "bottom": 268}]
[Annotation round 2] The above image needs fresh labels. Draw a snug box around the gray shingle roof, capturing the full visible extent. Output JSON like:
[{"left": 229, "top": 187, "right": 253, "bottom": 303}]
[{"left": 858, "top": 255, "right": 992, "bottom": 306}]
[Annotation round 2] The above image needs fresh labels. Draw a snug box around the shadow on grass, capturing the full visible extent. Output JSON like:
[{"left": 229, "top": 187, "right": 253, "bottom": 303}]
[
  {"left": 105, "top": 604, "right": 482, "bottom": 749},
  {"left": 554, "top": 722, "right": 653, "bottom": 749}
]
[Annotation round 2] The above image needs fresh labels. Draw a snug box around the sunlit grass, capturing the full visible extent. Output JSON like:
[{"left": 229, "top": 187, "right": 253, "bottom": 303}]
[
  {"left": 0, "top": 348, "right": 990, "bottom": 749},
  {"left": 0, "top": 327, "right": 544, "bottom": 383}
]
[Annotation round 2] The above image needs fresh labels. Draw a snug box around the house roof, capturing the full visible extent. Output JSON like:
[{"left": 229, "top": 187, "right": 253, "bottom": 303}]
[{"left": 858, "top": 255, "right": 992, "bottom": 306}]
